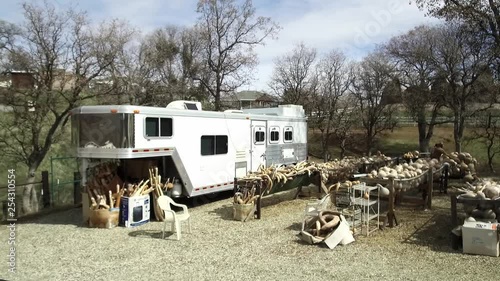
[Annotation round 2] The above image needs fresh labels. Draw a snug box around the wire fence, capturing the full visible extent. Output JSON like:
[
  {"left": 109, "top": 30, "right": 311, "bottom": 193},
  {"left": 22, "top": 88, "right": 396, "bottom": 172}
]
[
  {"left": 0, "top": 172, "right": 81, "bottom": 220},
  {"left": 308, "top": 115, "right": 500, "bottom": 127}
]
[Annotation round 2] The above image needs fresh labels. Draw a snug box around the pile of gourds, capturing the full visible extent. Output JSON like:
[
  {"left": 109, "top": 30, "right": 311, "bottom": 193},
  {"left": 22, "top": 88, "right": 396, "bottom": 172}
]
[
  {"left": 238, "top": 152, "right": 399, "bottom": 195},
  {"left": 403, "top": 150, "right": 420, "bottom": 159},
  {"left": 241, "top": 160, "right": 361, "bottom": 194},
  {"left": 456, "top": 180, "right": 500, "bottom": 220},
  {"left": 441, "top": 152, "right": 478, "bottom": 181},
  {"left": 327, "top": 180, "right": 361, "bottom": 192},
  {"left": 364, "top": 158, "right": 441, "bottom": 191},
  {"left": 241, "top": 161, "right": 319, "bottom": 194},
  {"left": 304, "top": 210, "right": 341, "bottom": 238}
]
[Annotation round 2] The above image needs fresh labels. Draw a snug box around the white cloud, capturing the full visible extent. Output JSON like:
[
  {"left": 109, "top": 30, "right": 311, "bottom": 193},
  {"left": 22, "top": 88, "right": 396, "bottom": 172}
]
[
  {"left": 0, "top": 0, "right": 441, "bottom": 93},
  {"left": 251, "top": 0, "right": 441, "bottom": 92}
]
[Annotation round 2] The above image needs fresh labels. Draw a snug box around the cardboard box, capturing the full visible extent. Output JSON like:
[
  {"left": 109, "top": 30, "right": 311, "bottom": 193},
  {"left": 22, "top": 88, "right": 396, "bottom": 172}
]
[
  {"left": 297, "top": 231, "right": 324, "bottom": 244},
  {"left": 462, "top": 221, "right": 499, "bottom": 257},
  {"left": 120, "top": 195, "right": 150, "bottom": 228},
  {"left": 298, "top": 215, "right": 355, "bottom": 249},
  {"left": 324, "top": 216, "right": 355, "bottom": 249}
]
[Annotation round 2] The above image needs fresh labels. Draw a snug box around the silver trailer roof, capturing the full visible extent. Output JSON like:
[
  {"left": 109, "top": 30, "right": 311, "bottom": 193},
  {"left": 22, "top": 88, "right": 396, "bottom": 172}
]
[{"left": 71, "top": 104, "right": 307, "bottom": 122}]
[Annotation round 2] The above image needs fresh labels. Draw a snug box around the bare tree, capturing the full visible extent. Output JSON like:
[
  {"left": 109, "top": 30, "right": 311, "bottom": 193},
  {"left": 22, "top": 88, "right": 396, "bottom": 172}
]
[
  {"left": 352, "top": 52, "right": 399, "bottom": 155},
  {"left": 333, "top": 96, "right": 359, "bottom": 159},
  {"left": 468, "top": 113, "right": 500, "bottom": 172},
  {"left": 269, "top": 42, "right": 317, "bottom": 109},
  {"left": 309, "top": 49, "right": 354, "bottom": 161},
  {"left": 432, "top": 22, "right": 495, "bottom": 152},
  {"left": 0, "top": 20, "right": 20, "bottom": 55},
  {"left": 413, "top": 0, "right": 500, "bottom": 47},
  {"left": 0, "top": 1, "right": 133, "bottom": 214},
  {"left": 195, "top": 0, "right": 280, "bottom": 111},
  {"left": 385, "top": 25, "right": 448, "bottom": 152},
  {"left": 110, "top": 26, "right": 206, "bottom": 106}
]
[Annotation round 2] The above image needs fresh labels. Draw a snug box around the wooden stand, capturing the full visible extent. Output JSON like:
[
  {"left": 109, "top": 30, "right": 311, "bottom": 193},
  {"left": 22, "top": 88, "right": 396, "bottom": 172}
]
[
  {"left": 361, "top": 167, "right": 439, "bottom": 228},
  {"left": 450, "top": 193, "right": 500, "bottom": 227},
  {"left": 293, "top": 171, "right": 323, "bottom": 199}
]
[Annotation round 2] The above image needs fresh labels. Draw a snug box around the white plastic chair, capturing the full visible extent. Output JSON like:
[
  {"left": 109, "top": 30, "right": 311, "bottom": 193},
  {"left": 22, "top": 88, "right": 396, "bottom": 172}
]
[
  {"left": 157, "top": 195, "right": 192, "bottom": 240},
  {"left": 301, "top": 193, "right": 332, "bottom": 230}
]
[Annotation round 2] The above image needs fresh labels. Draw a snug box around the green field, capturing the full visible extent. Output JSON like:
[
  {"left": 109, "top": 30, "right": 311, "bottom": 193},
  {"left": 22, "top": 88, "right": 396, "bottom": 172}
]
[{"left": 308, "top": 126, "right": 499, "bottom": 175}]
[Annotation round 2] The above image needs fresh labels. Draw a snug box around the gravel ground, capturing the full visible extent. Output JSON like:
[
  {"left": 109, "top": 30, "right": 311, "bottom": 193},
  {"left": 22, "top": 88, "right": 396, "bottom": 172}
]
[{"left": 1, "top": 188, "right": 499, "bottom": 281}]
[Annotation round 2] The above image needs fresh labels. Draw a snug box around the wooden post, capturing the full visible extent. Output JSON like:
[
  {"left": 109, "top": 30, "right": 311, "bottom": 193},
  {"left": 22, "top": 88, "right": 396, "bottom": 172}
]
[
  {"left": 315, "top": 172, "right": 328, "bottom": 198},
  {"left": 73, "top": 172, "right": 82, "bottom": 205},
  {"left": 387, "top": 177, "right": 397, "bottom": 228},
  {"left": 426, "top": 168, "right": 433, "bottom": 210},
  {"left": 2, "top": 201, "right": 7, "bottom": 221},
  {"left": 233, "top": 177, "right": 238, "bottom": 194},
  {"left": 256, "top": 180, "right": 261, "bottom": 219},
  {"left": 42, "top": 171, "right": 50, "bottom": 208},
  {"left": 450, "top": 194, "right": 458, "bottom": 227},
  {"left": 443, "top": 163, "right": 449, "bottom": 194}
]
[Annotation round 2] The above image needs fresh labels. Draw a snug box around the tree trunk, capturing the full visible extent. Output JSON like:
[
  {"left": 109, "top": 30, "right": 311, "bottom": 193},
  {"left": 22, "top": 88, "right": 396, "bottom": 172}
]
[
  {"left": 321, "top": 135, "right": 329, "bottom": 162},
  {"left": 417, "top": 119, "right": 429, "bottom": 152},
  {"left": 487, "top": 139, "right": 495, "bottom": 173},
  {"left": 340, "top": 138, "right": 346, "bottom": 159},
  {"left": 419, "top": 137, "right": 431, "bottom": 154},
  {"left": 366, "top": 126, "right": 373, "bottom": 156},
  {"left": 214, "top": 93, "right": 221, "bottom": 111},
  {"left": 488, "top": 154, "right": 495, "bottom": 174},
  {"left": 453, "top": 113, "right": 462, "bottom": 153},
  {"left": 423, "top": 123, "right": 436, "bottom": 153},
  {"left": 366, "top": 136, "right": 372, "bottom": 156},
  {"left": 322, "top": 126, "right": 331, "bottom": 163},
  {"left": 22, "top": 166, "right": 40, "bottom": 215},
  {"left": 215, "top": 71, "right": 222, "bottom": 111}
]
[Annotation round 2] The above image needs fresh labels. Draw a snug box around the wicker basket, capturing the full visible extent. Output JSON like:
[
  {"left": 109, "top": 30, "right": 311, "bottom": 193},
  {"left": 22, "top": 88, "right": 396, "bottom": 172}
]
[{"left": 233, "top": 203, "right": 254, "bottom": 222}]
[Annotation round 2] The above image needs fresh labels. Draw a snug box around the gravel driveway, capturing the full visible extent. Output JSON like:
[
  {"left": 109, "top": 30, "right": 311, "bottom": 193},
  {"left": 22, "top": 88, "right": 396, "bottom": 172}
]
[{"left": 0, "top": 190, "right": 499, "bottom": 281}]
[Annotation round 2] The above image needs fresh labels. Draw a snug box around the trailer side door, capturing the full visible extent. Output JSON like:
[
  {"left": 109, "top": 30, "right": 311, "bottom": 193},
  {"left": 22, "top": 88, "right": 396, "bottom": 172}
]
[{"left": 250, "top": 120, "right": 267, "bottom": 171}]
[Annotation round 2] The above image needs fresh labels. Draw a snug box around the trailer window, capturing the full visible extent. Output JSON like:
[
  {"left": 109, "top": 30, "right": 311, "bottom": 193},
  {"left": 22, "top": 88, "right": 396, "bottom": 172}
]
[
  {"left": 201, "top": 135, "right": 228, "bottom": 156},
  {"left": 269, "top": 126, "right": 279, "bottom": 143},
  {"left": 145, "top": 117, "right": 172, "bottom": 137},
  {"left": 76, "top": 113, "right": 135, "bottom": 148},
  {"left": 256, "top": 131, "right": 265, "bottom": 142},
  {"left": 160, "top": 118, "right": 173, "bottom": 136},
  {"left": 145, "top": 118, "right": 159, "bottom": 137},
  {"left": 284, "top": 127, "right": 293, "bottom": 142}
]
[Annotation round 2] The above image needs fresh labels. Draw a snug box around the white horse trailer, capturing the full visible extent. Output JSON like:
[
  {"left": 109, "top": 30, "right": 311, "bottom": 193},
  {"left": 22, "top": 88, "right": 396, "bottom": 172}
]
[{"left": 71, "top": 100, "right": 307, "bottom": 198}]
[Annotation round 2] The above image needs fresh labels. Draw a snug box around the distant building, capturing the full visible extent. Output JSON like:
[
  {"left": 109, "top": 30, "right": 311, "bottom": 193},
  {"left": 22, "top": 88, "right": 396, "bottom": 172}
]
[
  {"left": 0, "top": 70, "right": 35, "bottom": 89},
  {"left": 221, "top": 90, "right": 279, "bottom": 109},
  {"left": 0, "top": 69, "right": 83, "bottom": 91},
  {"left": 0, "top": 69, "right": 85, "bottom": 111}
]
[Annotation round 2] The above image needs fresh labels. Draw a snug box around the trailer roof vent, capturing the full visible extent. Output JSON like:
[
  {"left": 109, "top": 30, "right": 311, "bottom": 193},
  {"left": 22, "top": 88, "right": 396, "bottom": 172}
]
[{"left": 166, "top": 100, "right": 202, "bottom": 110}]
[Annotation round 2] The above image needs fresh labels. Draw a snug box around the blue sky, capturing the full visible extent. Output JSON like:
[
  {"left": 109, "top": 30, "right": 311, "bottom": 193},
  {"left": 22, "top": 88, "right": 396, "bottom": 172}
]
[{"left": 1, "top": 0, "right": 440, "bottom": 92}]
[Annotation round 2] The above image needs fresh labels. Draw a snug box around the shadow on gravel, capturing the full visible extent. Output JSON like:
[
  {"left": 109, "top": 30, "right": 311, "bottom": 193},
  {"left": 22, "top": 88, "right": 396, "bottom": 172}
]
[
  {"left": 179, "top": 190, "right": 233, "bottom": 209},
  {"left": 128, "top": 229, "right": 164, "bottom": 239},
  {"left": 292, "top": 239, "right": 313, "bottom": 246},
  {"left": 9, "top": 206, "right": 84, "bottom": 226},
  {"left": 400, "top": 211, "right": 458, "bottom": 254},
  {"left": 209, "top": 204, "right": 234, "bottom": 221},
  {"left": 285, "top": 222, "right": 303, "bottom": 231}
]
